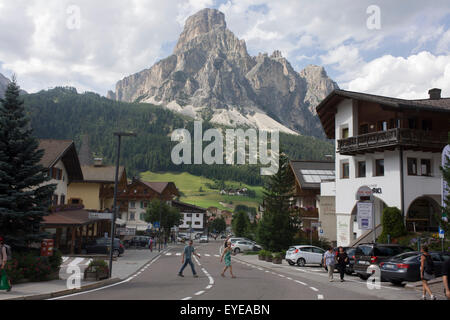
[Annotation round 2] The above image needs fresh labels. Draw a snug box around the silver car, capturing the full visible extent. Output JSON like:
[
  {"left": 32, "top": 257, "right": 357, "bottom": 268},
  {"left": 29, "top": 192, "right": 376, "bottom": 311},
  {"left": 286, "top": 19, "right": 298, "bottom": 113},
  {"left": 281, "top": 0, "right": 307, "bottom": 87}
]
[
  {"left": 231, "top": 240, "right": 261, "bottom": 253},
  {"left": 285, "top": 245, "right": 326, "bottom": 267}
]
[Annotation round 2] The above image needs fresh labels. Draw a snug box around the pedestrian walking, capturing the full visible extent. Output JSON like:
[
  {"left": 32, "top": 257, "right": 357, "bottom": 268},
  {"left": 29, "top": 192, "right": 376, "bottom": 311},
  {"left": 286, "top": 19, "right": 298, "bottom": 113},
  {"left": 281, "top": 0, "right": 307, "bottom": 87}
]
[
  {"left": 224, "top": 235, "right": 231, "bottom": 249},
  {"left": 148, "top": 237, "right": 153, "bottom": 252},
  {"left": 323, "top": 247, "right": 336, "bottom": 282},
  {"left": 220, "top": 241, "right": 236, "bottom": 278},
  {"left": 336, "top": 246, "right": 349, "bottom": 282},
  {"left": 420, "top": 245, "right": 436, "bottom": 300},
  {"left": 178, "top": 240, "right": 200, "bottom": 278},
  {"left": 0, "top": 236, "right": 12, "bottom": 292},
  {"left": 443, "top": 255, "right": 450, "bottom": 300}
]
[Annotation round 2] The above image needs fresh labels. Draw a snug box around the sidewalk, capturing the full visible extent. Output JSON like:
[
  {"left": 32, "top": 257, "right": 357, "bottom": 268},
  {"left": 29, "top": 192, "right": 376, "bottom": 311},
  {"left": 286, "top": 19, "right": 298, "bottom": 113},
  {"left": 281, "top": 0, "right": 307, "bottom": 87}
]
[{"left": 0, "top": 247, "right": 171, "bottom": 300}]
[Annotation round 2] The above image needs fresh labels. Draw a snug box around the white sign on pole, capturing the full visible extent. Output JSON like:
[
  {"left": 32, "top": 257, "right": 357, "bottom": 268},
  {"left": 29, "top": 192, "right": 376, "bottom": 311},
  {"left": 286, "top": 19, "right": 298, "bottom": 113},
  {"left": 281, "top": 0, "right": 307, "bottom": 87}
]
[
  {"left": 439, "top": 227, "right": 445, "bottom": 239},
  {"left": 89, "top": 212, "right": 113, "bottom": 220},
  {"left": 357, "top": 202, "right": 373, "bottom": 230}
]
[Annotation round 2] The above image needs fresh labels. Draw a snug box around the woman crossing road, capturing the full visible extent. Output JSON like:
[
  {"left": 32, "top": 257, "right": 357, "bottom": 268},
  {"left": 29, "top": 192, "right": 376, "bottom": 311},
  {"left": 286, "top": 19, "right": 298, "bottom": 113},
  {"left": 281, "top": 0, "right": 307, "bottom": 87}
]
[
  {"left": 336, "top": 246, "right": 349, "bottom": 282},
  {"left": 220, "top": 241, "right": 236, "bottom": 278}
]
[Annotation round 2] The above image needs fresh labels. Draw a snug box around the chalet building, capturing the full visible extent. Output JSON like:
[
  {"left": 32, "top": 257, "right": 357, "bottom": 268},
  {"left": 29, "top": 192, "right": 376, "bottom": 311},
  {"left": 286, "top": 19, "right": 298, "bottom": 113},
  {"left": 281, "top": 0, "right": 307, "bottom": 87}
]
[
  {"left": 173, "top": 201, "right": 207, "bottom": 234},
  {"left": 67, "top": 158, "right": 127, "bottom": 211},
  {"left": 38, "top": 139, "right": 83, "bottom": 206},
  {"left": 316, "top": 88, "right": 450, "bottom": 246},
  {"left": 116, "top": 179, "right": 179, "bottom": 231},
  {"left": 289, "top": 160, "right": 335, "bottom": 241}
]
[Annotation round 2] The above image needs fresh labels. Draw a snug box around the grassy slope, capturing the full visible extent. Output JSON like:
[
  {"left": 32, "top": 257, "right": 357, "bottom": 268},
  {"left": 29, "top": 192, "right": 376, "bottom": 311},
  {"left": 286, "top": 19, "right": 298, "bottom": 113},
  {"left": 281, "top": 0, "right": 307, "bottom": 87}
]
[{"left": 140, "top": 171, "right": 263, "bottom": 211}]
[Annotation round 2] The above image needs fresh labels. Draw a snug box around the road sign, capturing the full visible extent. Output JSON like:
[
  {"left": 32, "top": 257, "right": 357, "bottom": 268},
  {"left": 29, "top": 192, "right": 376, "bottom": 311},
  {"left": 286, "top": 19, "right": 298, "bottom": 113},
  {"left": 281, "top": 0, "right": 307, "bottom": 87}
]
[
  {"left": 89, "top": 212, "right": 113, "bottom": 220},
  {"left": 319, "top": 228, "right": 324, "bottom": 234},
  {"left": 439, "top": 226, "right": 445, "bottom": 239},
  {"left": 311, "top": 222, "right": 321, "bottom": 228},
  {"left": 356, "top": 186, "right": 374, "bottom": 201},
  {"left": 153, "top": 221, "right": 160, "bottom": 229},
  {"left": 117, "top": 227, "right": 136, "bottom": 236}
]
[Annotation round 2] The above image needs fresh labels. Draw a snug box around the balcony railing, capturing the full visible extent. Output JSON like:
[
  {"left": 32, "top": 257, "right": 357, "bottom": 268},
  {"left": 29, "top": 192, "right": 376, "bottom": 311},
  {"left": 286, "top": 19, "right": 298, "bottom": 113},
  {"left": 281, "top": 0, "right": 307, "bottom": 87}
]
[{"left": 337, "top": 128, "right": 448, "bottom": 155}]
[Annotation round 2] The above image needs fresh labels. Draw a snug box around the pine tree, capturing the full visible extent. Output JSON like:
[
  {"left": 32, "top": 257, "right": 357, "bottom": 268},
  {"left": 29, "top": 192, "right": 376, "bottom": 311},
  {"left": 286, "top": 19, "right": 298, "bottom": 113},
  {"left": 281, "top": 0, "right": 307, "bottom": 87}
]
[
  {"left": 440, "top": 133, "right": 450, "bottom": 235},
  {"left": 256, "top": 153, "right": 298, "bottom": 252},
  {"left": 0, "top": 79, "right": 55, "bottom": 247}
]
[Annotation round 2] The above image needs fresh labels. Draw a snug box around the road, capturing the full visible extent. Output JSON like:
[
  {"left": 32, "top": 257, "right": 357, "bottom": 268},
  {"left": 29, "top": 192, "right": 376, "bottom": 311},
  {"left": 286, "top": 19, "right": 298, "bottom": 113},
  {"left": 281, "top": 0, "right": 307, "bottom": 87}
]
[{"left": 52, "top": 239, "right": 442, "bottom": 300}]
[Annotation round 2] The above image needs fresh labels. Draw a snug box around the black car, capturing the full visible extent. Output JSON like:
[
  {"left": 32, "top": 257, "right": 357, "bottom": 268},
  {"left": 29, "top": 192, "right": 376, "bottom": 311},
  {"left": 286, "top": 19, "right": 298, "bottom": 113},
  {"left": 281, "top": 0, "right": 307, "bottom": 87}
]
[
  {"left": 82, "top": 237, "right": 125, "bottom": 256},
  {"left": 323, "top": 247, "right": 356, "bottom": 274},
  {"left": 353, "top": 243, "right": 414, "bottom": 280},
  {"left": 380, "top": 251, "right": 450, "bottom": 285},
  {"left": 129, "top": 236, "right": 151, "bottom": 248}
]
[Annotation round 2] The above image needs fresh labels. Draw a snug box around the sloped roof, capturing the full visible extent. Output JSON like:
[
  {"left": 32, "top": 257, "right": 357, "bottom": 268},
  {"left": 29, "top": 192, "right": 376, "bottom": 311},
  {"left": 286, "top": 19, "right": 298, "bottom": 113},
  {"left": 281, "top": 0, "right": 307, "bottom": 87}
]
[
  {"left": 290, "top": 160, "right": 335, "bottom": 190},
  {"left": 172, "top": 200, "right": 206, "bottom": 213},
  {"left": 78, "top": 165, "right": 125, "bottom": 183},
  {"left": 142, "top": 181, "right": 170, "bottom": 194},
  {"left": 38, "top": 139, "right": 83, "bottom": 182},
  {"left": 42, "top": 209, "right": 93, "bottom": 226}
]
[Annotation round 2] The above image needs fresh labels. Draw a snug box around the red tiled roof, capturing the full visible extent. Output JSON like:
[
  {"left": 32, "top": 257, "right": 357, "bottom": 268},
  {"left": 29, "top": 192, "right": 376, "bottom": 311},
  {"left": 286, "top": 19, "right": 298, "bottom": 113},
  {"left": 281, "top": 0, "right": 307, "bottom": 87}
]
[{"left": 142, "top": 181, "right": 169, "bottom": 194}]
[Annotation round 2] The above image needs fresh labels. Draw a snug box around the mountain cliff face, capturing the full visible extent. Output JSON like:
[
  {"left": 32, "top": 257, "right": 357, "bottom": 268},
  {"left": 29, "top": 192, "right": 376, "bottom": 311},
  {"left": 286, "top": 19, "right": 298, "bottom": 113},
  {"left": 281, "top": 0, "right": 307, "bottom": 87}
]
[
  {"left": 0, "top": 73, "right": 11, "bottom": 98},
  {"left": 108, "top": 8, "right": 338, "bottom": 136}
]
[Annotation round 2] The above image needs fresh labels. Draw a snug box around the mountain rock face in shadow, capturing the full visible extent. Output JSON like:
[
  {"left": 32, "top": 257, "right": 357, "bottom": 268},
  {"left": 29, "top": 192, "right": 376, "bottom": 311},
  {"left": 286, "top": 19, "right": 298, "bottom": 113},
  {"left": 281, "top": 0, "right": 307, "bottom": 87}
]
[{"left": 108, "top": 8, "right": 338, "bottom": 137}]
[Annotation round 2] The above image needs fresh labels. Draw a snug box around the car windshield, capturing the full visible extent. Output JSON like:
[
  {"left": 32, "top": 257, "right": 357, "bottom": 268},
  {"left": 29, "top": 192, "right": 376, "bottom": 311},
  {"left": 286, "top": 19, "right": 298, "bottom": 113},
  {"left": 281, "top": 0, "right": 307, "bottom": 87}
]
[
  {"left": 356, "top": 245, "right": 372, "bottom": 256},
  {"left": 346, "top": 248, "right": 356, "bottom": 256}
]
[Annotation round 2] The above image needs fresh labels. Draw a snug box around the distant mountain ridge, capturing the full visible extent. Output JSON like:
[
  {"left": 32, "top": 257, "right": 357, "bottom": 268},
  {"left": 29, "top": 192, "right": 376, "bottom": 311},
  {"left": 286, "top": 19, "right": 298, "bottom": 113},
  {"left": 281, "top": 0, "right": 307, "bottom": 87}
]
[
  {"left": 107, "top": 8, "right": 338, "bottom": 137},
  {"left": 0, "top": 73, "right": 27, "bottom": 98}
]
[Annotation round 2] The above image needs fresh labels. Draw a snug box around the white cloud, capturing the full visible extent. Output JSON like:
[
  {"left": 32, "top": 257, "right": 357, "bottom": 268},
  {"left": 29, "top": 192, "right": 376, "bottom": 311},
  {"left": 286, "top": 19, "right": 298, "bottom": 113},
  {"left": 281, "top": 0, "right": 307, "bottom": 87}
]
[{"left": 346, "top": 51, "right": 450, "bottom": 99}]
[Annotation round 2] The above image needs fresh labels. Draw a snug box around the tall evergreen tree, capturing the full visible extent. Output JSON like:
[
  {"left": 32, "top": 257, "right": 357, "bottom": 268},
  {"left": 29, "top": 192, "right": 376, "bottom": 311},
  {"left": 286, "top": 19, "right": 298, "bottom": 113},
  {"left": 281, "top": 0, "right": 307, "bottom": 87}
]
[
  {"left": 440, "top": 133, "right": 450, "bottom": 234},
  {"left": 256, "top": 153, "right": 299, "bottom": 251},
  {"left": 0, "top": 79, "right": 55, "bottom": 247}
]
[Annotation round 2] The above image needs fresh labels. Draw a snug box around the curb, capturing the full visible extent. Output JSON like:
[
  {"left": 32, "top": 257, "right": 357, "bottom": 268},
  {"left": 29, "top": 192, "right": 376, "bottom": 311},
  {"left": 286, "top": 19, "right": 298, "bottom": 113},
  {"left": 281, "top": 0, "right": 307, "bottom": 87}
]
[
  {"left": 5, "top": 277, "right": 121, "bottom": 300},
  {"left": 4, "top": 247, "right": 174, "bottom": 301}
]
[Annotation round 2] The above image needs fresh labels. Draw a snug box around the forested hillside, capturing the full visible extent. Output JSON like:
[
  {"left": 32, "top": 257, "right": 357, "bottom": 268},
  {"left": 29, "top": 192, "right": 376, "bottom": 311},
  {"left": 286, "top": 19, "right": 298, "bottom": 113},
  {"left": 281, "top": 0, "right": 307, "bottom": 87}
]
[{"left": 23, "top": 87, "right": 334, "bottom": 185}]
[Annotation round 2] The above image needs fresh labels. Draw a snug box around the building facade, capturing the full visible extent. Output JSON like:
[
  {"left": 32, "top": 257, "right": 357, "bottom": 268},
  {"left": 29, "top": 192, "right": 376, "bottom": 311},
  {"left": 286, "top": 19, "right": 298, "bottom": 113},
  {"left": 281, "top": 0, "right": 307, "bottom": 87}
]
[{"left": 317, "top": 88, "right": 449, "bottom": 246}]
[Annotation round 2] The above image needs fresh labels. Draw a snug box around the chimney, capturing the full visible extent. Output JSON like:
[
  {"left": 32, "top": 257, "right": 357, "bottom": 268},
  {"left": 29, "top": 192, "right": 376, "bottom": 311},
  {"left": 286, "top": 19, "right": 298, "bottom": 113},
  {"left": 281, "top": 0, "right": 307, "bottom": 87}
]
[
  {"left": 93, "top": 158, "right": 103, "bottom": 166},
  {"left": 428, "top": 88, "right": 441, "bottom": 100}
]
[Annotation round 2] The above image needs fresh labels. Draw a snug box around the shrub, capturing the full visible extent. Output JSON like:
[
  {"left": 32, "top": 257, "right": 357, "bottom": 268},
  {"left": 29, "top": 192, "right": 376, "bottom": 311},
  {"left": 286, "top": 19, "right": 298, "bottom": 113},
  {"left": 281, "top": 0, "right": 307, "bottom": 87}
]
[
  {"left": 87, "top": 259, "right": 109, "bottom": 274},
  {"left": 48, "top": 249, "right": 63, "bottom": 273},
  {"left": 379, "top": 207, "right": 406, "bottom": 243},
  {"left": 5, "top": 252, "right": 53, "bottom": 283},
  {"left": 258, "top": 250, "right": 267, "bottom": 258},
  {"left": 273, "top": 252, "right": 282, "bottom": 259}
]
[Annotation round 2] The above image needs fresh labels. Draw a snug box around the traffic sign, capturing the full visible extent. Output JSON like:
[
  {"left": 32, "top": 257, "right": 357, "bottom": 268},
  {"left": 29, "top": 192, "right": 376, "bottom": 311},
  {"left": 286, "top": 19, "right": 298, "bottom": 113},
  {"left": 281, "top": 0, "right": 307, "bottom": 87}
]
[
  {"left": 153, "top": 221, "right": 160, "bottom": 229},
  {"left": 89, "top": 212, "right": 113, "bottom": 219},
  {"left": 356, "top": 186, "right": 374, "bottom": 201},
  {"left": 439, "top": 226, "right": 445, "bottom": 239}
]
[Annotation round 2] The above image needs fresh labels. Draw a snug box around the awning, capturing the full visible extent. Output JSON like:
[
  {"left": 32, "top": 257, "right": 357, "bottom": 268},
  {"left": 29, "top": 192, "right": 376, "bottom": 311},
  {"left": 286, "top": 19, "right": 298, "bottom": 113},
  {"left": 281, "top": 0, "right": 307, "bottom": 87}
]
[
  {"left": 42, "top": 209, "right": 109, "bottom": 227},
  {"left": 115, "top": 218, "right": 126, "bottom": 226}
]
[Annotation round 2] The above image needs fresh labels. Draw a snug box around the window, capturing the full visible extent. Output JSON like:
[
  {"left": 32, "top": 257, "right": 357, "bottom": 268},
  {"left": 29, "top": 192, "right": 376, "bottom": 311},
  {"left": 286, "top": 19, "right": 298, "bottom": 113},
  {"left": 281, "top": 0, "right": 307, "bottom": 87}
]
[
  {"left": 407, "top": 158, "right": 417, "bottom": 175},
  {"left": 52, "top": 195, "right": 58, "bottom": 206},
  {"left": 129, "top": 213, "right": 135, "bottom": 221},
  {"left": 300, "top": 247, "right": 312, "bottom": 252},
  {"left": 389, "top": 118, "right": 401, "bottom": 129},
  {"left": 130, "top": 201, "right": 135, "bottom": 209},
  {"left": 408, "top": 118, "right": 417, "bottom": 129},
  {"left": 196, "top": 214, "right": 200, "bottom": 218},
  {"left": 377, "top": 121, "right": 388, "bottom": 131},
  {"left": 139, "top": 213, "right": 145, "bottom": 221},
  {"left": 194, "top": 222, "right": 201, "bottom": 225},
  {"left": 187, "top": 221, "right": 192, "bottom": 225},
  {"left": 375, "top": 159, "right": 384, "bottom": 176},
  {"left": 342, "top": 127, "right": 349, "bottom": 139},
  {"left": 312, "top": 247, "right": 325, "bottom": 254},
  {"left": 69, "top": 198, "right": 81, "bottom": 204},
  {"left": 421, "top": 159, "right": 431, "bottom": 176},
  {"left": 140, "top": 201, "right": 144, "bottom": 209},
  {"left": 422, "top": 119, "right": 432, "bottom": 131},
  {"left": 186, "top": 213, "right": 192, "bottom": 217},
  {"left": 357, "top": 161, "right": 366, "bottom": 178},
  {"left": 342, "top": 162, "right": 349, "bottom": 179},
  {"left": 359, "top": 124, "right": 369, "bottom": 134},
  {"left": 60, "top": 194, "right": 65, "bottom": 205}
]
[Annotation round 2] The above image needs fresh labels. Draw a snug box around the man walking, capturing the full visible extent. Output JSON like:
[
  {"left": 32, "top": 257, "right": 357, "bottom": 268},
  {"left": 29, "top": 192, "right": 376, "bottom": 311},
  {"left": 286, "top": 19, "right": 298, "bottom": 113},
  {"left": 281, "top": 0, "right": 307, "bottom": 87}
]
[
  {"left": 323, "top": 247, "right": 335, "bottom": 282},
  {"left": 178, "top": 240, "right": 200, "bottom": 278},
  {"left": 442, "top": 254, "right": 450, "bottom": 300}
]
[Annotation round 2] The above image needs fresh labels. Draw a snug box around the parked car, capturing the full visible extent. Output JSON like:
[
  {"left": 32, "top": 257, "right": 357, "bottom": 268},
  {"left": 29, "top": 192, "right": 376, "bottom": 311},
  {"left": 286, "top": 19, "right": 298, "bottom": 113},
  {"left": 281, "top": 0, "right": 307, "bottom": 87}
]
[
  {"left": 323, "top": 247, "right": 357, "bottom": 274},
  {"left": 231, "top": 240, "right": 261, "bottom": 253},
  {"left": 353, "top": 243, "right": 414, "bottom": 280},
  {"left": 82, "top": 237, "right": 125, "bottom": 256},
  {"left": 129, "top": 236, "right": 151, "bottom": 248},
  {"left": 199, "top": 235, "right": 209, "bottom": 243},
  {"left": 285, "top": 245, "right": 326, "bottom": 267},
  {"left": 380, "top": 251, "right": 450, "bottom": 285}
]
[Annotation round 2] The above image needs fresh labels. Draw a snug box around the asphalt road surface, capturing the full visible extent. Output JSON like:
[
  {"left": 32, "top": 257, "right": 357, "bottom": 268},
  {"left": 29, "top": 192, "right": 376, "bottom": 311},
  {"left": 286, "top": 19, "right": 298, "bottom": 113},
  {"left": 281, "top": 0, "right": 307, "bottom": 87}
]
[{"left": 53, "top": 239, "right": 438, "bottom": 300}]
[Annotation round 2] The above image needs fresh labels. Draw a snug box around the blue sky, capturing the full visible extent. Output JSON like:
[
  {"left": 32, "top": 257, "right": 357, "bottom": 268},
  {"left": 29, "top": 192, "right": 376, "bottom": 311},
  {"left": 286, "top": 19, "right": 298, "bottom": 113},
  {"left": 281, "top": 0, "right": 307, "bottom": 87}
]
[{"left": 1, "top": 0, "right": 450, "bottom": 99}]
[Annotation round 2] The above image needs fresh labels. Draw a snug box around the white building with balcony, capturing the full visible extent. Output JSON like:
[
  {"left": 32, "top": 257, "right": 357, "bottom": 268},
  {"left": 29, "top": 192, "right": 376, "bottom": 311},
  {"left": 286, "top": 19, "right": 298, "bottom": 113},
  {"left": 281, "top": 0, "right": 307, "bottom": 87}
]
[{"left": 316, "top": 88, "right": 449, "bottom": 246}]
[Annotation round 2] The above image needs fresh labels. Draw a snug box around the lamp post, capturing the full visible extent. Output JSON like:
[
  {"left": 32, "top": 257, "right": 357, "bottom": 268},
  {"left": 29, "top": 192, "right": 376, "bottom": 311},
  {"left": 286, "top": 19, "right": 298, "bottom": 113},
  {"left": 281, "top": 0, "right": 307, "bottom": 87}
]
[{"left": 108, "top": 131, "right": 136, "bottom": 278}]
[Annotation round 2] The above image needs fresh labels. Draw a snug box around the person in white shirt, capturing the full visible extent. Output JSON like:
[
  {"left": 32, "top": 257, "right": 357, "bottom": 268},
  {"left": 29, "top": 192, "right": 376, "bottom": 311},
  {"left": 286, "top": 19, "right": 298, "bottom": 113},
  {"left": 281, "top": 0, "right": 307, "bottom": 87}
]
[{"left": 323, "top": 247, "right": 336, "bottom": 282}]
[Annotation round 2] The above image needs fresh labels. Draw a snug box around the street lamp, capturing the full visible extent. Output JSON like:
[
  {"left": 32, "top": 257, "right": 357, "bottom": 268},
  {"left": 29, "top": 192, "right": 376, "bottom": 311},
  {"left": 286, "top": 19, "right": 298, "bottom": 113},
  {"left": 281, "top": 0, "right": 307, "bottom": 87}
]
[{"left": 109, "top": 131, "right": 136, "bottom": 278}]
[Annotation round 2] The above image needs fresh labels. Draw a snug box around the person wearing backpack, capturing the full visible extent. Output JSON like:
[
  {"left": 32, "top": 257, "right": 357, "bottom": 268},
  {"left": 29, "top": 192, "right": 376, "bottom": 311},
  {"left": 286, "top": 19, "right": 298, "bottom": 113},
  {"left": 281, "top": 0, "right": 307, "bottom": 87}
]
[
  {"left": 420, "top": 245, "right": 436, "bottom": 300},
  {"left": 0, "top": 236, "right": 12, "bottom": 292}
]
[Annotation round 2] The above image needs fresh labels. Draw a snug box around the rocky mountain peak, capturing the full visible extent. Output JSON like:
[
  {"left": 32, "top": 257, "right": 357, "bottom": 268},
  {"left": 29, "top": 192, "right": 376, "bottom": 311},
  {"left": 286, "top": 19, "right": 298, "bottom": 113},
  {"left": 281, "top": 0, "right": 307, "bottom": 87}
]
[{"left": 174, "top": 8, "right": 226, "bottom": 53}]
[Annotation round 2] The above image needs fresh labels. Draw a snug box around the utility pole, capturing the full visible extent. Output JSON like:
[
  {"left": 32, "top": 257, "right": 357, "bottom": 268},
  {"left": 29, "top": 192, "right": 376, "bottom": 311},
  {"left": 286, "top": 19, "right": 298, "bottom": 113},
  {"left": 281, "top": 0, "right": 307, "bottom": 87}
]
[{"left": 108, "top": 132, "right": 136, "bottom": 278}]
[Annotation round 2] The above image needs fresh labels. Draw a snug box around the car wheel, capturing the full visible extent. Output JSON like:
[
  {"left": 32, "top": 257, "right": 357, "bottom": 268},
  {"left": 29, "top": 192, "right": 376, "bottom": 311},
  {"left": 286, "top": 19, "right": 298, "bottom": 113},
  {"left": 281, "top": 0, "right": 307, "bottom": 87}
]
[
  {"left": 297, "top": 258, "right": 306, "bottom": 267},
  {"left": 113, "top": 249, "right": 120, "bottom": 257},
  {"left": 390, "top": 280, "right": 403, "bottom": 286},
  {"left": 234, "top": 248, "right": 240, "bottom": 254},
  {"left": 358, "top": 274, "right": 369, "bottom": 280},
  {"left": 287, "top": 261, "right": 295, "bottom": 266}
]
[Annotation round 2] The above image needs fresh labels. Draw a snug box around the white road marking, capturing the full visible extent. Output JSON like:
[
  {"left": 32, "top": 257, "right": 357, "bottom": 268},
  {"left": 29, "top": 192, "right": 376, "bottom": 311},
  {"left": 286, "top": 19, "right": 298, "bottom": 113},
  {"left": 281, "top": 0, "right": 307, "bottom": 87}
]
[
  {"left": 287, "top": 277, "right": 292, "bottom": 280},
  {"left": 318, "top": 294, "right": 324, "bottom": 300},
  {"left": 310, "top": 287, "right": 319, "bottom": 292},
  {"left": 257, "top": 268, "right": 263, "bottom": 271},
  {"left": 265, "top": 271, "right": 269, "bottom": 273},
  {"left": 176, "top": 253, "right": 181, "bottom": 256},
  {"left": 165, "top": 253, "right": 172, "bottom": 256},
  {"left": 195, "top": 291, "right": 205, "bottom": 296},
  {"left": 278, "top": 274, "right": 285, "bottom": 278},
  {"left": 214, "top": 254, "right": 220, "bottom": 257},
  {"left": 206, "top": 285, "right": 212, "bottom": 289},
  {"left": 205, "top": 254, "right": 210, "bottom": 257},
  {"left": 62, "top": 257, "right": 69, "bottom": 263},
  {"left": 68, "top": 257, "right": 84, "bottom": 266},
  {"left": 181, "top": 297, "right": 192, "bottom": 300},
  {"left": 295, "top": 280, "right": 306, "bottom": 285}
]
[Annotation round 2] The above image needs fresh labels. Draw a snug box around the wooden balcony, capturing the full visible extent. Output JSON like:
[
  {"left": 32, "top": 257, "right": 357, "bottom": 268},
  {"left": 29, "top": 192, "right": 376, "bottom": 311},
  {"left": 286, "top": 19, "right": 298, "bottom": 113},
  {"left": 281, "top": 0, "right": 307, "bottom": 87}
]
[{"left": 337, "top": 128, "right": 448, "bottom": 155}]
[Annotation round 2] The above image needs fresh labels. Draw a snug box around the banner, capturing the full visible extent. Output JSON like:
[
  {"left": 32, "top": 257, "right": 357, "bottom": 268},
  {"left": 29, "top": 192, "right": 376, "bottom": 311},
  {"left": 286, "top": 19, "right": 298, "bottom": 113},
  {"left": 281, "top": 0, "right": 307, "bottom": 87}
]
[{"left": 357, "top": 202, "right": 373, "bottom": 230}]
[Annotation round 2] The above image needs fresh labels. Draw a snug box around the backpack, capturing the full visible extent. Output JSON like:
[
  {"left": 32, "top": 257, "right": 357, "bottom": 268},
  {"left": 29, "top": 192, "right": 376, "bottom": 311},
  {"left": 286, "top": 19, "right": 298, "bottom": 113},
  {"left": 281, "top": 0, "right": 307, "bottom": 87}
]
[
  {"left": 0, "top": 245, "right": 12, "bottom": 261},
  {"left": 424, "top": 254, "right": 434, "bottom": 274}
]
